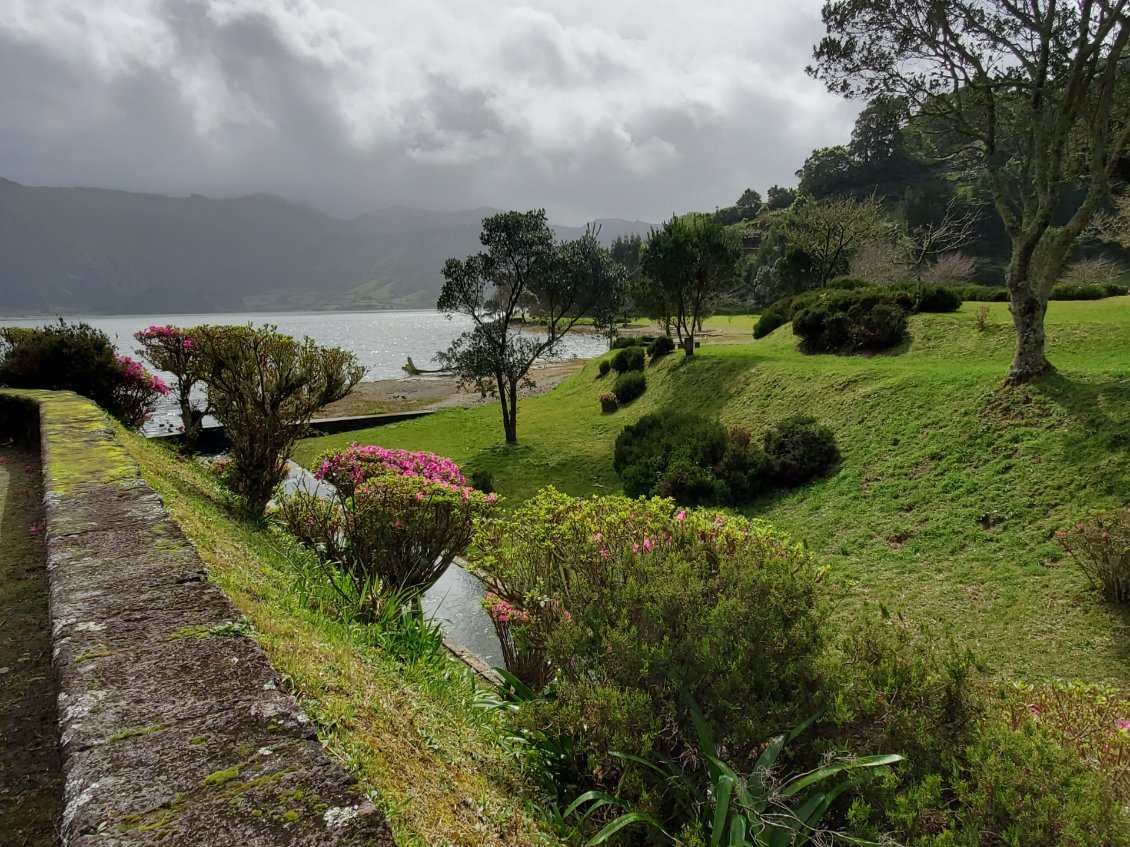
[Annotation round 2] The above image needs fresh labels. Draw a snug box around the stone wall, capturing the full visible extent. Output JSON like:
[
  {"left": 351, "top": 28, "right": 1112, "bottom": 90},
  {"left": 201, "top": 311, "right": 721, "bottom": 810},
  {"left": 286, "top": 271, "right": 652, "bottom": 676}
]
[{"left": 0, "top": 390, "right": 395, "bottom": 846}]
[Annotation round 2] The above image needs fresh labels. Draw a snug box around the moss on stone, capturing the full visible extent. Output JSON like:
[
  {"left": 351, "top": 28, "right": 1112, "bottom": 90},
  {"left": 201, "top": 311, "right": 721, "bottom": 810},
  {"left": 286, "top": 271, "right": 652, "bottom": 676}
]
[
  {"left": 189, "top": 735, "right": 209, "bottom": 746},
  {"left": 202, "top": 765, "right": 244, "bottom": 787},
  {"left": 109, "top": 723, "right": 169, "bottom": 742},
  {"left": 118, "top": 794, "right": 188, "bottom": 833}
]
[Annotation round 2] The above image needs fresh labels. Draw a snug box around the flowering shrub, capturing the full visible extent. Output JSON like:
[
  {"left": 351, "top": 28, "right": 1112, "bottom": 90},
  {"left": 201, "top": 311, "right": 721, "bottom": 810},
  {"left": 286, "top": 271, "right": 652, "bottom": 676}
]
[
  {"left": 1057, "top": 509, "right": 1130, "bottom": 602},
  {"left": 135, "top": 324, "right": 209, "bottom": 451},
  {"left": 473, "top": 488, "right": 825, "bottom": 770},
  {"left": 111, "top": 353, "right": 169, "bottom": 428},
  {"left": 1006, "top": 680, "right": 1130, "bottom": 800},
  {"left": 598, "top": 393, "right": 618, "bottom": 413},
  {"left": 280, "top": 445, "right": 497, "bottom": 608}
]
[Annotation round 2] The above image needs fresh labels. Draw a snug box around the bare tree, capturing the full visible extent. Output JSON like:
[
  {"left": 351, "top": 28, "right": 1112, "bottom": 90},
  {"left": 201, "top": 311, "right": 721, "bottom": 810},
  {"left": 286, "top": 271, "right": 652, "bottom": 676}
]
[
  {"left": 924, "top": 252, "right": 979, "bottom": 287},
  {"left": 900, "top": 199, "right": 981, "bottom": 302},
  {"left": 811, "top": 0, "right": 1130, "bottom": 383},
  {"left": 849, "top": 239, "right": 905, "bottom": 284}
]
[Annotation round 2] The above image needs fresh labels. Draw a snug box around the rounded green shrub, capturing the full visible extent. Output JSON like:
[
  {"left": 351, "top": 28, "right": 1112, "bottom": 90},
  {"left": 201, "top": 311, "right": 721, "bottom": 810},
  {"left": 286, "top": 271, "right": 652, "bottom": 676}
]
[
  {"left": 916, "top": 284, "right": 963, "bottom": 312},
  {"left": 599, "top": 393, "right": 618, "bottom": 414},
  {"left": 610, "top": 336, "right": 640, "bottom": 350},
  {"left": 953, "top": 284, "right": 1009, "bottom": 302},
  {"left": 612, "top": 370, "right": 646, "bottom": 404},
  {"left": 753, "top": 309, "right": 788, "bottom": 339},
  {"left": 646, "top": 335, "right": 676, "bottom": 358},
  {"left": 762, "top": 415, "right": 839, "bottom": 487},
  {"left": 1050, "top": 283, "right": 1106, "bottom": 300},
  {"left": 792, "top": 289, "right": 907, "bottom": 353},
  {"left": 597, "top": 359, "right": 611, "bottom": 377},
  {"left": 611, "top": 346, "right": 645, "bottom": 373},
  {"left": 1102, "top": 282, "right": 1129, "bottom": 297}
]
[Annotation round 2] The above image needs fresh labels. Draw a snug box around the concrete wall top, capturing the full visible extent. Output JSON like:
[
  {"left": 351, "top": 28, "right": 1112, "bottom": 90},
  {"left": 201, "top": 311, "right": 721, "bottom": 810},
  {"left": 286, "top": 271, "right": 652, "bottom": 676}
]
[{"left": 0, "top": 389, "right": 395, "bottom": 847}]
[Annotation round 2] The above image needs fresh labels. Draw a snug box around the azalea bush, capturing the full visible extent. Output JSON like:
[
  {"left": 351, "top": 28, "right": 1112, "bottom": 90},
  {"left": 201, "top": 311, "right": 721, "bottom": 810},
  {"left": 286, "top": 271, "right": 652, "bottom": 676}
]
[
  {"left": 280, "top": 443, "right": 498, "bottom": 609},
  {"left": 135, "top": 324, "right": 209, "bottom": 450},
  {"left": 1056, "top": 509, "right": 1130, "bottom": 602},
  {"left": 0, "top": 320, "right": 167, "bottom": 428}
]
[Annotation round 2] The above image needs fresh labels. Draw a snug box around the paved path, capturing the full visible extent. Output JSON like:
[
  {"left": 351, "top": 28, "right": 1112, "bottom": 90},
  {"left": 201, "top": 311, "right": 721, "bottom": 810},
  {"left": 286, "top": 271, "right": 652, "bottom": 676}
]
[{"left": 0, "top": 443, "right": 62, "bottom": 847}]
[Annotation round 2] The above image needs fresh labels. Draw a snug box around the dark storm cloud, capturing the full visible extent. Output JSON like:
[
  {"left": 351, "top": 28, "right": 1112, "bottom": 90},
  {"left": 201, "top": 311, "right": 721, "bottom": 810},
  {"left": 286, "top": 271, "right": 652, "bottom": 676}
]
[{"left": 0, "top": 0, "right": 859, "bottom": 222}]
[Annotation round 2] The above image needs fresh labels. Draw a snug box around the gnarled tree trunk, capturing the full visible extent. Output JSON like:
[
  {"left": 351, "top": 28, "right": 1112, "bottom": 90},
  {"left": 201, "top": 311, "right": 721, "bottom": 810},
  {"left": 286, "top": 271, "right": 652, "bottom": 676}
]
[{"left": 1005, "top": 294, "right": 1053, "bottom": 385}]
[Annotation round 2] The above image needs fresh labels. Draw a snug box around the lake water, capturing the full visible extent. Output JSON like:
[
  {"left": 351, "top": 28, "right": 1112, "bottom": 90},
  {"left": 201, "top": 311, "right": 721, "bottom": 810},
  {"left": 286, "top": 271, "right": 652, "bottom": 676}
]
[{"left": 0, "top": 309, "right": 609, "bottom": 433}]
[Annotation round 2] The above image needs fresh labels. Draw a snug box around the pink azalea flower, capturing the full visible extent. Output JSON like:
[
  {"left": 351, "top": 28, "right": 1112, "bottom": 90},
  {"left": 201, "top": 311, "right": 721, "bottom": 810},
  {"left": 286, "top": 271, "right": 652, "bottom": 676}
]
[
  {"left": 675, "top": 510, "right": 686, "bottom": 521},
  {"left": 643, "top": 538, "right": 655, "bottom": 552}
]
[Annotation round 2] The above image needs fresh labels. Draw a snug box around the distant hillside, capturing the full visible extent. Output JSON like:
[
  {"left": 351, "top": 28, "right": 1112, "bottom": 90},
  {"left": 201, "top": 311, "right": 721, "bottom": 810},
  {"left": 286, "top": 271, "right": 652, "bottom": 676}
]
[{"left": 0, "top": 179, "right": 654, "bottom": 315}]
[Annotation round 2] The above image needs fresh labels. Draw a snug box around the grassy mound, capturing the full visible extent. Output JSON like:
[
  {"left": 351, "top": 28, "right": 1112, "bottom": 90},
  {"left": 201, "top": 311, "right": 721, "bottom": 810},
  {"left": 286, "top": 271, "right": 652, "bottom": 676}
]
[
  {"left": 296, "top": 299, "right": 1130, "bottom": 686},
  {"left": 119, "top": 430, "right": 557, "bottom": 847}
]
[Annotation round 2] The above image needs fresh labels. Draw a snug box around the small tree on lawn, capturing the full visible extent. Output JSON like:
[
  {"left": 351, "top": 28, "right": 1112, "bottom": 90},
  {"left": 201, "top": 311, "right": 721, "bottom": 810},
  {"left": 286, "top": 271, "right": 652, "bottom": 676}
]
[
  {"left": 135, "top": 324, "right": 210, "bottom": 451},
  {"left": 436, "top": 210, "right": 612, "bottom": 444},
  {"left": 810, "top": 0, "right": 1130, "bottom": 383},
  {"left": 640, "top": 215, "right": 742, "bottom": 355},
  {"left": 194, "top": 325, "right": 364, "bottom": 517},
  {"left": 780, "top": 195, "right": 892, "bottom": 289}
]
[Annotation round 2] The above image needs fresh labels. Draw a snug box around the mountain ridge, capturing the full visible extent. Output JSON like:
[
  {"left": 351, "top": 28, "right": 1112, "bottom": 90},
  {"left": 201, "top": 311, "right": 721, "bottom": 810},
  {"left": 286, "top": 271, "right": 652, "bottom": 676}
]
[{"left": 0, "top": 179, "right": 654, "bottom": 316}]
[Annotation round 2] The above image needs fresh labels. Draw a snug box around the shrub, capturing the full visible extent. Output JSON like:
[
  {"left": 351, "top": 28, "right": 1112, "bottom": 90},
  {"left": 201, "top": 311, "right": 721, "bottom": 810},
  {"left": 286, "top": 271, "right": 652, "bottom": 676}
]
[
  {"left": 610, "top": 345, "right": 645, "bottom": 373},
  {"left": 646, "top": 335, "right": 675, "bottom": 358},
  {"left": 0, "top": 320, "right": 167, "bottom": 428},
  {"left": 825, "top": 277, "right": 874, "bottom": 290},
  {"left": 954, "top": 284, "right": 1009, "bottom": 302},
  {"left": 473, "top": 491, "right": 826, "bottom": 770},
  {"left": 1103, "top": 282, "right": 1129, "bottom": 297},
  {"left": 1049, "top": 283, "right": 1106, "bottom": 300},
  {"left": 280, "top": 444, "right": 497, "bottom": 606},
  {"left": 612, "top": 370, "right": 646, "bottom": 404},
  {"left": 598, "top": 393, "right": 618, "bottom": 414},
  {"left": 468, "top": 467, "right": 494, "bottom": 494},
  {"left": 135, "top": 324, "right": 209, "bottom": 450},
  {"left": 752, "top": 309, "right": 789, "bottom": 339},
  {"left": 613, "top": 411, "right": 729, "bottom": 499},
  {"left": 1056, "top": 509, "right": 1130, "bottom": 602},
  {"left": 194, "top": 325, "right": 364, "bottom": 517},
  {"left": 597, "top": 359, "right": 611, "bottom": 377},
  {"left": 654, "top": 462, "right": 725, "bottom": 505},
  {"left": 762, "top": 415, "right": 840, "bottom": 487},
  {"left": 792, "top": 289, "right": 908, "bottom": 353},
  {"left": 915, "top": 284, "right": 963, "bottom": 313},
  {"left": 609, "top": 336, "right": 640, "bottom": 350}
]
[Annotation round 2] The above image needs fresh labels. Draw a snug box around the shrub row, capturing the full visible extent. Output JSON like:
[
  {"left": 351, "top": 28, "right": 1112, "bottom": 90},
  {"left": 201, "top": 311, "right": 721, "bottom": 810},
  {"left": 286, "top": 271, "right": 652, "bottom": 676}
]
[{"left": 614, "top": 411, "right": 838, "bottom": 505}]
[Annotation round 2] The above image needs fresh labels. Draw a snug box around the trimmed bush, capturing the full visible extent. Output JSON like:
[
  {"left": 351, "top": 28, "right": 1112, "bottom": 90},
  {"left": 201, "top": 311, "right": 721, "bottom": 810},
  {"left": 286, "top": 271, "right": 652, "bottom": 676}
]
[
  {"left": 792, "top": 289, "right": 908, "bottom": 353},
  {"left": 598, "top": 393, "right": 618, "bottom": 414},
  {"left": 1050, "top": 283, "right": 1106, "bottom": 300},
  {"left": 915, "top": 284, "right": 963, "bottom": 313},
  {"left": 614, "top": 411, "right": 728, "bottom": 499},
  {"left": 469, "top": 467, "right": 494, "bottom": 494},
  {"left": 753, "top": 309, "right": 789, "bottom": 339},
  {"left": 646, "top": 335, "right": 676, "bottom": 358},
  {"left": 1102, "top": 282, "right": 1129, "bottom": 297},
  {"left": 612, "top": 370, "right": 646, "bottom": 404},
  {"left": 954, "top": 284, "right": 1009, "bottom": 302},
  {"left": 597, "top": 359, "right": 611, "bottom": 377},
  {"left": 825, "top": 277, "right": 874, "bottom": 290},
  {"left": 0, "top": 320, "right": 168, "bottom": 428},
  {"left": 763, "top": 414, "right": 840, "bottom": 486},
  {"left": 610, "top": 345, "right": 645, "bottom": 373},
  {"left": 610, "top": 336, "right": 640, "bottom": 350}
]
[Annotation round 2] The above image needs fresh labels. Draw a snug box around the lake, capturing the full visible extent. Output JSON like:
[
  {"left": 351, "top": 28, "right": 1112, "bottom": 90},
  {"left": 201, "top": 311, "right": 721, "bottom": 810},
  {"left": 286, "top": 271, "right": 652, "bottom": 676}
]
[{"left": 0, "top": 309, "right": 609, "bottom": 433}]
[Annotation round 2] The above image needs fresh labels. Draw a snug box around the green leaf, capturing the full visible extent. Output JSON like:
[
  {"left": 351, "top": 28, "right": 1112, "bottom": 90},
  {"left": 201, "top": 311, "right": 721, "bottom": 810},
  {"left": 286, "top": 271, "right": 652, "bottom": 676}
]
[
  {"left": 586, "top": 812, "right": 670, "bottom": 846},
  {"left": 781, "top": 754, "right": 902, "bottom": 798},
  {"left": 710, "top": 774, "right": 735, "bottom": 847},
  {"left": 563, "top": 789, "right": 624, "bottom": 820}
]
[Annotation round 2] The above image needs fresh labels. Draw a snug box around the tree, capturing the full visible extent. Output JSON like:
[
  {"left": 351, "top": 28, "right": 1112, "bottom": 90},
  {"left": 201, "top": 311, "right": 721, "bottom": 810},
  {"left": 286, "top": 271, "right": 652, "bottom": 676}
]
[
  {"left": 850, "top": 96, "right": 910, "bottom": 165},
  {"left": 811, "top": 0, "right": 1130, "bottom": 383},
  {"left": 796, "top": 145, "right": 859, "bottom": 198},
  {"left": 766, "top": 185, "right": 798, "bottom": 211},
  {"left": 781, "top": 195, "right": 892, "bottom": 288},
  {"left": 736, "top": 187, "right": 763, "bottom": 210},
  {"left": 436, "top": 210, "right": 610, "bottom": 444},
  {"left": 640, "top": 215, "right": 743, "bottom": 355},
  {"left": 135, "top": 324, "right": 210, "bottom": 451},
  {"left": 899, "top": 199, "right": 982, "bottom": 301},
  {"left": 195, "top": 325, "right": 363, "bottom": 517}
]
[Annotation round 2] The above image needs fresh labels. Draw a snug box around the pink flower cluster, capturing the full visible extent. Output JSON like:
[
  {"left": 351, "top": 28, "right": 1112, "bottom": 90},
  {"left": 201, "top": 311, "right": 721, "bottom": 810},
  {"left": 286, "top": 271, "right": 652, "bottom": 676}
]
[
  {"left": 136, "top": 325, "right": 195, "bottom": 350},
  {"left": 317, "top": 442, "right": 467, "bottom": 488},
  {"left": 486, "top": 594, "right": 531, "bottom": 624},
  {"left": 115, "top": 353, "right": 169, "bottom": 394}
]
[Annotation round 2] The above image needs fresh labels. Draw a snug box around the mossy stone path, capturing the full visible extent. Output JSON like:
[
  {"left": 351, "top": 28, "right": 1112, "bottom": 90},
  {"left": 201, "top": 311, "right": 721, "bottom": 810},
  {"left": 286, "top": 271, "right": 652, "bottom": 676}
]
[{"left": 0, "top": 441, "right": 62, "bottom": 846}]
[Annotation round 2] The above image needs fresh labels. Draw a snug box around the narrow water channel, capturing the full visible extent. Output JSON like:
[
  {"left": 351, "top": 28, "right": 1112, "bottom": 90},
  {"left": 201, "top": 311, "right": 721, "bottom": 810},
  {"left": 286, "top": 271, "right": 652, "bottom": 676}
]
[
  {"left": 0, "top": 440, "right": 63, "bottom": 846},
  {"left": 281, "top": 463, "right": 504, "bottom": 667}
]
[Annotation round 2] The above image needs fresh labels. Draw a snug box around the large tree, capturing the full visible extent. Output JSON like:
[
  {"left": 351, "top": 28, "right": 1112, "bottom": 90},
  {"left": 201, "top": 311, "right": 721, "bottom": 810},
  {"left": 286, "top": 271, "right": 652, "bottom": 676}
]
[
  {"left": 811, "top": 0, "right": 1130, "bottom": 383},
  {"left": 639, "top": 215, "right": 743, "bottom": 355},
  {"left": 437, "top": 211, "right": 616, "bottom": 443}
]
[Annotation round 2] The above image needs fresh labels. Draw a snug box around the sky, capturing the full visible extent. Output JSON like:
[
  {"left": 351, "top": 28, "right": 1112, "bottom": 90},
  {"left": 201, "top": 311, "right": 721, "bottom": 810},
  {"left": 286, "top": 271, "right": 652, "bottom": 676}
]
[{"left": 0, "top": 0, "right": 859, "bottom": 225}]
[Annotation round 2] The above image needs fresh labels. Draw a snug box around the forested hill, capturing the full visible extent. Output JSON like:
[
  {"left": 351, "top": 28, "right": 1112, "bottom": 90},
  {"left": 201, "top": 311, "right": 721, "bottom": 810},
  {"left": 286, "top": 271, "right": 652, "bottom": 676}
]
[{"left": 0, "top": 179, "right": 654, "bottom": 316}]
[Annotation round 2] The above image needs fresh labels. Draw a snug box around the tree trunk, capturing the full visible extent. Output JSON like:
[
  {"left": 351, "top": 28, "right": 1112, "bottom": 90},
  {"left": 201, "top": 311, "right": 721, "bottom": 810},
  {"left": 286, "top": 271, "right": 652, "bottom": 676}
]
[
  {"left": 1005, "top": 294, "right": 1053, "bottom": 384},
  {"left": 503, "top": 380, "right": 518, "bottom": 444}
]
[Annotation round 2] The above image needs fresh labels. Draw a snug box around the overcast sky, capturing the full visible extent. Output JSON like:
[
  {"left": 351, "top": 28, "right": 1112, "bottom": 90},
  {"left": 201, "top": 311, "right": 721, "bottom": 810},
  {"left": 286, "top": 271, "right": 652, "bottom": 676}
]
[{"left": 0, "top": 0, "right": 858, "bottom": 224}]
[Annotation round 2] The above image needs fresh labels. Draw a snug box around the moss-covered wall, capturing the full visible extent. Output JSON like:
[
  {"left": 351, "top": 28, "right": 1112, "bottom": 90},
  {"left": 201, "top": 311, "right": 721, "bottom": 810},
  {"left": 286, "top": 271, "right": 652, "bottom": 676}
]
[{"left": 0, "top": 389, "right": 394, "bottom": 847}]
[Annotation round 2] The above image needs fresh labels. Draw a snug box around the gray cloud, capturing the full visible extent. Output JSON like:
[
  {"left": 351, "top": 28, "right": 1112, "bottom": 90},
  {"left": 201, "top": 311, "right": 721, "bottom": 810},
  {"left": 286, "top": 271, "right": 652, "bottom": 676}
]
[{"left": 0, "top": 0, "right": 859, "bottom": 223}]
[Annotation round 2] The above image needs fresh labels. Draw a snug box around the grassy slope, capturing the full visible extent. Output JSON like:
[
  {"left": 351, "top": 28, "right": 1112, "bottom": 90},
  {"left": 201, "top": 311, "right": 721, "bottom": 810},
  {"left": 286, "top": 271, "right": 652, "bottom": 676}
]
[
  {"left": 296, "top": 299, "right": 1130, "bottom": 686},
  {"left": 119, "top": 431, "right": 558, "bottom": 847}
]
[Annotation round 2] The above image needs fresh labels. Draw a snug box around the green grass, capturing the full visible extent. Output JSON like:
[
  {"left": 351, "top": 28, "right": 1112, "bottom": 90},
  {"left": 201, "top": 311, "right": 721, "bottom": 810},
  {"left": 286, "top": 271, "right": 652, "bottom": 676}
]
[
  {"left": 119, "top": 430, "right": 558, "bottom": 847},
  {"left": 296, "top": 298, "right": 1130, "bottom": 686}
]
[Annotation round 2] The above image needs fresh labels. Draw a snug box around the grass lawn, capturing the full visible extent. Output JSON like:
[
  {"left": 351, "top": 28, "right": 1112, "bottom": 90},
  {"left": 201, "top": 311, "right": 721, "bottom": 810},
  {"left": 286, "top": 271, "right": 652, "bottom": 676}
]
[{"left": 295, "top": 298, "right": 1130, "bottom": 687}]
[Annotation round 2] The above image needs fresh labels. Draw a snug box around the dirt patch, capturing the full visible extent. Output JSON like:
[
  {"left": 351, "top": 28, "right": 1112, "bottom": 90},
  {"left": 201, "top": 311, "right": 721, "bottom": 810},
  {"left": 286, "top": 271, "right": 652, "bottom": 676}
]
[
  {"left": 318, "top": 359, "right": 589, "bottom": 417},
  {"left": 0, "top": 442, "right": 62, "bottom": 847}
]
